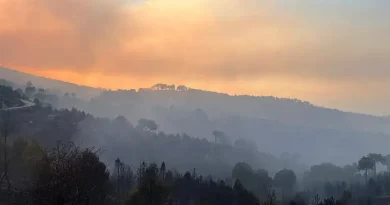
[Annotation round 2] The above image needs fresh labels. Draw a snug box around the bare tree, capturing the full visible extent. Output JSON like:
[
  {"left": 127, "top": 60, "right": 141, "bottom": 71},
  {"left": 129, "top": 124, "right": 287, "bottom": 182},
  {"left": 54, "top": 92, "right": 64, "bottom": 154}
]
[
  {"left": 113, "top": 158, "right": 133, "bottom": 194},
  {"left": 32, "top": 141, "right": 110, "bottom": 205}
]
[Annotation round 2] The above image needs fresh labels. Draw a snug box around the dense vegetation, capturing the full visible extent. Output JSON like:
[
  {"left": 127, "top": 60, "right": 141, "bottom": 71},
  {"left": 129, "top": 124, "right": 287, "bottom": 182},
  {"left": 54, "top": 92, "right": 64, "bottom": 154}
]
[
  {"left": 7, "top": 101, "right": 296, "bottom": 177},
  {"left": 1, "top": 136, "right": 390, "bottom": 205},
  {"left": 55, "top": 83, "right": 390, "bottom": 165},
  {"left": 0, "top": 85, "right": 24, "bottom": 108}
]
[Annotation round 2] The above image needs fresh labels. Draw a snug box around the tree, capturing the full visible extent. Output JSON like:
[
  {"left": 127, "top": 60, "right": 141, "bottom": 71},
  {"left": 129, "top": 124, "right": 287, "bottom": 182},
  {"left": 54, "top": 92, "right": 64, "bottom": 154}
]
[
  {"left": 26, "top": 81, "right": 33, "bottom": 88},
  {"left": 115, "top": 158, "right": 124, "bottom": 194},
  {"left": 34, "top": 88, "right": 46, "bottom": 103},
  {"left": 137, "top": 119, "right": 158, "bottom": 131},
  {"left": 177, "top": 85, "right": 188, "bottom": 91},
  {"left": 114, "top": 158, "right": 133, "bottom": 194},
  {"left": 273, "top": 169, "right": 297, "bottom": 198},
  {"left": 0, "top": 110, "right": 11, "bottom": 191},
  {"left": 151, "top": 83, "right": 175, "bottom": 91},
  {"left": 114, "top": 116, "right": 131, "bottom": 127},
  {"left": 233, "top": 179, "right": 261, "bottom": 205},
  {"left": 160, "top": 161, "right": 166, "bottom": 180},
  {"left": 384, "top": 154, "right": 390, "bottom": 172},
  {"left": 212, "top": 130, "right": 229, "bottom": 144},
  {"left": 367, "top": 178, "right": 380, "bottom": 196},
  {"left": 253, "top": 169, "right": 272, "bottom": 198},
  {"left": 25, "top": 81, "right": 36, "bottom": 99},
  {"left": 303, "top": 163, "right": 350, "bottom": 189},
  {"left": 127, "top": 163, "right": 170, "bottom": 205},
  {"left": 232, "top": 162, "right": 255, "bottom": 191},
  {"left": 342, "top": 163, "right": 358, "bottom": 179},
  {"left": 358, "top": 156, "right": 375, "bottom": 185},
  {"left": 10, "top": 138, "right": 44, "bottom": 184},
  {"left": 32, "top": 142, "right": 111, "bottom": 205},
  {"left": 367, "top": 153, "right": 385, "bottom": 177}
]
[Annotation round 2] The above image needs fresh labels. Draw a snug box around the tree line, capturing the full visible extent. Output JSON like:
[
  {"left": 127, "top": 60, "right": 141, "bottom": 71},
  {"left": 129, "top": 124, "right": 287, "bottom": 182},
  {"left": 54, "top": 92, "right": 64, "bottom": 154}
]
[{"left": 0, "top": 139, "right": 362, "bottom": 205}]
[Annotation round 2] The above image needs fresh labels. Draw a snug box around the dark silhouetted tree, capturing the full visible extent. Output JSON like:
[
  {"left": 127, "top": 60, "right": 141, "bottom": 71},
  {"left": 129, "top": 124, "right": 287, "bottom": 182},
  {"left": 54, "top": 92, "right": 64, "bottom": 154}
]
[
  {"left": 25, "top": 81, "right": 36, "bottom": 99},
  {"left": 137, "top": 119, "right": 158, "bottom": 131},
  {"left": 114, "top": 158, "right": 134, "bottom": 194},
  {"left": 232, "top": 162, "right": 254, "bottom": 191},
  {"left": 253, "top": 169, "right": 272, "bottom": 198},
  {"left": 32, "top": 142, "right": 110, "bottom": 205},
  {"left": 358, "top": 156, "right": 375, "bottom": 184},
  {"left": 274, "top": 169, "right": 297, "bottom": 199},
  {"left": 127, "top": 162, "right": 170, "bottom": 205},
  {"left": 160, "top": 161, "right": 166, "bottom": 180}
]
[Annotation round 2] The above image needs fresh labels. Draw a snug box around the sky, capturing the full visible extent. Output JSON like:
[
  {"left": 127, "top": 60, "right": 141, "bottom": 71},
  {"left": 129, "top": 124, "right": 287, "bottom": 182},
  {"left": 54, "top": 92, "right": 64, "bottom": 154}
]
[{"left": 0, "top": 0, "right": 390, "bottom": 115}]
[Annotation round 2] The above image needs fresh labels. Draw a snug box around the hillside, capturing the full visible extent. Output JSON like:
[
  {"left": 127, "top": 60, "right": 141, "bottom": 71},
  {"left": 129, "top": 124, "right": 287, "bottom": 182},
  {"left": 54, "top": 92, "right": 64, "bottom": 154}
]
[
  {"left": 0, "top": 67, "right": 102, "bottom": 99},
  {"left": 54, "top": 87, "right": 389, "bottom": 165},
  {"left": 2, "top": 68, "right": 390, "bottom": 165},
  {"left": 2, "top": 67, "right": 387, "bottom": 133},
  {"left": 80, "top": 87, "right": 390, "bottom": 134}
]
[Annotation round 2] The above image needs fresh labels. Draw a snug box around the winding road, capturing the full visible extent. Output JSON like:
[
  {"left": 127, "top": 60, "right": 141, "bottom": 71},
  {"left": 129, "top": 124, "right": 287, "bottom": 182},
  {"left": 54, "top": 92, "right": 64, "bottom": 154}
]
[{"left": 0, "top": 99, "right": 35, "bottom": 111}]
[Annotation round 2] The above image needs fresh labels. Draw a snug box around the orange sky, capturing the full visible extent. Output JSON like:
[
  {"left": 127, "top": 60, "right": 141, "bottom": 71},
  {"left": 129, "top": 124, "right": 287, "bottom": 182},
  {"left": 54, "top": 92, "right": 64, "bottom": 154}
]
[{"left": 1, "top": 0, "right": 390, "bottom": 115}]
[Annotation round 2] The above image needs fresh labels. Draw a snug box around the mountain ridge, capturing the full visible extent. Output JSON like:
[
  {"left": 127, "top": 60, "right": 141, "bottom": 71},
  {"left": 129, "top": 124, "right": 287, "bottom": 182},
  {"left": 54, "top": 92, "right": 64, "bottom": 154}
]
[{"left": 0, "top": 66, "right": 385, "bottom": 118}]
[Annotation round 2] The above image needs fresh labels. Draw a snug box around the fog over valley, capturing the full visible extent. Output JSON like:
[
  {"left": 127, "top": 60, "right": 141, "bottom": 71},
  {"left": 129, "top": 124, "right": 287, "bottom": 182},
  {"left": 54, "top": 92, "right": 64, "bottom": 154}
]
[{"left": 2, "top": 67, "right": 390, "bottom": 168}]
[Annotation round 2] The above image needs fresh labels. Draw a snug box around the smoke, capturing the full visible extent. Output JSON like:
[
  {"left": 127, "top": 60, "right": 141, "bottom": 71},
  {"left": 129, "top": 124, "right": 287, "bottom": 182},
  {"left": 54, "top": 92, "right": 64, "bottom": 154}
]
[
  {"left": 3, "top": 0, "right": 389, "bottom": 80},
  {"left": 0, "top": 0, "right": 128, "bottom": 69},
  {"left": 1, "top": 0, "right": 390, "bottom": 114}
]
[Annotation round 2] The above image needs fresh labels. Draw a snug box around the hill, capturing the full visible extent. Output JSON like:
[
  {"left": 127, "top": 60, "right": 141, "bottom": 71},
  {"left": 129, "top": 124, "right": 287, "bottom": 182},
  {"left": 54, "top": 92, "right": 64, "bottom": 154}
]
[
  {"left": 0, "top": 67, "right": 102, "bottom": 99},
  {"left": 65, "top": 84, "right": 389, "bottom": 134},
  {"left": 72, "top": 88, "right": 390, "bottom": 165},
  {"left": 0, "top": 85, "right": 384, "bottom": 205},
  {"left": 2, "top": 67, "right": 387, "bottom": 133},
  {"left": 1, "top": 68, "right": 390, "bottom": 165}
]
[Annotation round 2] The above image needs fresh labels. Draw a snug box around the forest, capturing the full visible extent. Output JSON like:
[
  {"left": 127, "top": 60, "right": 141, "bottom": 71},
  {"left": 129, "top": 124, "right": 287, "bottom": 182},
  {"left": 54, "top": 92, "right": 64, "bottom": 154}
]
[
  {"left": 30, "top": 81, "right": 390, "bottom": 166},
  {"left": 1, "top": 83, "right": 390, "bottom": 205}
]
